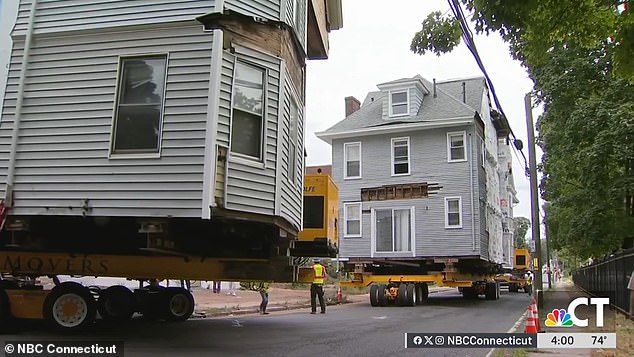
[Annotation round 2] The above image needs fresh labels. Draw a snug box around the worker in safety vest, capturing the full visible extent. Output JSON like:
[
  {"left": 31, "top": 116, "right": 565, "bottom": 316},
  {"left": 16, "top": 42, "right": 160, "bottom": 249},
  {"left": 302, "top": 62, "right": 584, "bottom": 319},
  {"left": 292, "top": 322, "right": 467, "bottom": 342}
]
[{"left": 310, "top": 259, "right": 327, "bottom": 314}]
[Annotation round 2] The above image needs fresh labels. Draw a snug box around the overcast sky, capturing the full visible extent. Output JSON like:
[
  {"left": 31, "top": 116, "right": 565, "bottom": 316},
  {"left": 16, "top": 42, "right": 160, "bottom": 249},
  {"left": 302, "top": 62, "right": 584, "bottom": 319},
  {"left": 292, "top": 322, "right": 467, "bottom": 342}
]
[
  {"left": 305, "top": 0, "right": 543, "bottom": 224},
  {"left": 0, "top": 0, "right": 543, "bottom": 232}
]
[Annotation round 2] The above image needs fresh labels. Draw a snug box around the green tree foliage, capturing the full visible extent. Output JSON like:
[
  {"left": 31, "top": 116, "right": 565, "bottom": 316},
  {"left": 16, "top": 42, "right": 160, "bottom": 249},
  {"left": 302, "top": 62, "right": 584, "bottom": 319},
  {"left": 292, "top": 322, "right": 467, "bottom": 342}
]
[
  {"left": 534, "top": 43, "right": 634, "bottom": 259},
  {"left": 513, "top": 217, "right": 531, "bottom": 249},
  {"left": 411, "top": 0, "right": 634, "bottom": 81}
]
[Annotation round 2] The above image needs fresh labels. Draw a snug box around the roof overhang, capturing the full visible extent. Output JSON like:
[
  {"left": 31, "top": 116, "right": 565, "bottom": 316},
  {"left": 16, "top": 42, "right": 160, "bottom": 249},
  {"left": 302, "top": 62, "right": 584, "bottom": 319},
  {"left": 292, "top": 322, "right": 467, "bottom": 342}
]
[{"left": 316, "top": 116, "right": 475, "bottom": 144}]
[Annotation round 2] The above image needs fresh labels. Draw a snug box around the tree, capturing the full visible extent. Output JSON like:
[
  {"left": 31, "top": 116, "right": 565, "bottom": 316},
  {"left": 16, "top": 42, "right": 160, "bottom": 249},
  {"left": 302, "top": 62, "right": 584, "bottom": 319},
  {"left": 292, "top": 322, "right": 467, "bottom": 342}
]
[
  {"left": 535, "top": 42, "right": 634, "bottom": 259},
  {"left": 513, "top": 217, "right": 530, "bottom": 249},
  {"left": 411, "top": 0, "right": 634, "bottom": 81}
]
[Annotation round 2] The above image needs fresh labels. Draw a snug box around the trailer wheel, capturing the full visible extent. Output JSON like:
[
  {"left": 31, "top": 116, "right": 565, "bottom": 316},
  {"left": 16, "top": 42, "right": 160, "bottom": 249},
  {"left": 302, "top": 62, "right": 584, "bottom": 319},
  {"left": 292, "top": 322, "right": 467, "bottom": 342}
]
[
  {"left": 509, "top": 283, "right": 517, "bottom": 293},
  {"left": 377, "top": 284, "right": 387, "bottom": 306},
  {"left": 396, "top": 284, "right": 408, "bottom": 306},
  {"left": 0, "top": 288, "right": 13, "bottom": 334},
  {"left": 369, "top": 284, "right": 379, "bottom": 306},
  {"left": 161, "top": 288, "right": 194, "bottom": 322},
  {"left": 98, "top": 286, "right": 135, "bottom": 322},
  {"left": 462, "top": 286, "right": 478, "bottom": 299},
  {"left": 417, "top": 283, "right": 429, "bottom": 303},
  {"left": 43, "top": 282, "right": 96, "bottom": 331},
  {"left": 485, "top": 282, "right": 498, "bottom": 300},
  {"left": 406, "top": 284, "right": 416, "bottom": 306}
]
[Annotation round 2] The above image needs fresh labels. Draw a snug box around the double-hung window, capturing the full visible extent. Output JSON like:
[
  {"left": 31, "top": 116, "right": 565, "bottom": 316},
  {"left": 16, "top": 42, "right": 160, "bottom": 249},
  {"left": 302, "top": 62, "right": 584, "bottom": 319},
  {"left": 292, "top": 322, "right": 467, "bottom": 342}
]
[
  {"left": 344, "top": 203, "right": 361, "bottom": 237},
  {"left": 111, "top": 55, "right": 167, "bottom": 154},
  {"left": 447, "top": 131, "right": 466, "bottom": 162},
  {"left": 391, "top": 137, "right": 410, "bottom": 175},
  {"left": 445, "top": 197, "right": 462, "bottom": 228},
  {"left": 374, "top": 208, "right": 412, "bottom": 253},
  {"left": 231, "top": 61, "right": 265, "bottom": 159},
  {"left": 344, "top": 142, "right": 361, "bottom": 179},
  {"left": 389, "top": 90, "right": 408, "bottom": 116}
]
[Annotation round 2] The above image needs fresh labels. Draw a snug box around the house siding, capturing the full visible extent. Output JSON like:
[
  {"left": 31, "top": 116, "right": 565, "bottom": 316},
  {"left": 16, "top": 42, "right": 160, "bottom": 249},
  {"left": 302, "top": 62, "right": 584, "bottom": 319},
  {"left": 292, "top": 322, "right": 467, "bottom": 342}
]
[
  {"left": 0, "top": 22, "right": 212, "bottom": 217},
  {"left": 13, "top": 0, "right": 217, "bottom": 36},
  {"left": 333, "top": 126, "right": 481, "bottom": 259},
  {"left": 225, "top": 0, "right": 280, "bottom": 21},
  {"left": 224, "top": 46, "right": 280, "bottom": 217}
]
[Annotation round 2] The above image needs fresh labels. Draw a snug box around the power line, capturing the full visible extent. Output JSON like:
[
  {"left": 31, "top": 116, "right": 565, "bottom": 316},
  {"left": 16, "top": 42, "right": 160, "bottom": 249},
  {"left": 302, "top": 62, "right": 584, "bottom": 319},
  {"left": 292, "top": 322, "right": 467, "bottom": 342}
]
[{"left": 448, "top": 0, "right": 530, "bottom": 177}]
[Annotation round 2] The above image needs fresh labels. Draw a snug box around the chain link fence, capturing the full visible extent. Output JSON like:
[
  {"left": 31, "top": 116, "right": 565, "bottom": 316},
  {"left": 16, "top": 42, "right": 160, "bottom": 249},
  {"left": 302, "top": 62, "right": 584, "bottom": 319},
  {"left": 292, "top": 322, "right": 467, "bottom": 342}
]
[{"left": 572, "top": 248, "right": 634, "bottom": 314}]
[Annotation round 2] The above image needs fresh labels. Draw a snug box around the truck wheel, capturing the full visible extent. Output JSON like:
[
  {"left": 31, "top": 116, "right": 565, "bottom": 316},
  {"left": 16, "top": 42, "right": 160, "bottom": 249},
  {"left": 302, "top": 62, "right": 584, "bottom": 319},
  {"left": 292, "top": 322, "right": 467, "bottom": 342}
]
[
  {"left": 397, "top": 284, "right": 408, "bottom": 306},
  {"left": 98, "top": 286, "right": 135, "bottom": 322},
  {"left": 509, "top": 283, "right": 517, "bottom": 292},
  {"left": 161, "top": 288, "right": 194, "bottom": 322},
  {"left": 485, "top": 282, "right": 498, "bottom": 300},
  {"left": 43, "top": 282, "right": 96, "bottom": 331},
  {"left": 377, "top": 284, "right": 387, "bottom": 306},
  {"left": 406, "top": 284, "right": 416, "bottom": 306},
  {"left": 0, "top": 288, "right": 13, "bottom": 334},
  {"left": 418, "top": 283, "right": 429, "bottom": 302},
  {"left": 369, "top": 284, "right": 379, "bottom": 306},
  {"left": 462, "top": 286, "right": 477, "bottom": 299}
]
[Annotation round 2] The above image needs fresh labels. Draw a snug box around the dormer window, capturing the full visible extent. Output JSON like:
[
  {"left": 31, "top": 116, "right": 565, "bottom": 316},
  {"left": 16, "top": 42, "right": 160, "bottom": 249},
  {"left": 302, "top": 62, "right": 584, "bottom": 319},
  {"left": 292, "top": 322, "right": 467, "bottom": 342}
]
[{"left": 389, "top": 90, "right": 409, "bottom": 117}]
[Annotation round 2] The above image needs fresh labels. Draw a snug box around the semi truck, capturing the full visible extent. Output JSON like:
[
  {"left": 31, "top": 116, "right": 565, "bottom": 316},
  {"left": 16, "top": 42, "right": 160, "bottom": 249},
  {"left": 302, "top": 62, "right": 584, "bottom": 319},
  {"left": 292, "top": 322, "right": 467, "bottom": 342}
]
[{"left": 0, "top": 0, "right": 343, "bottom": 331}]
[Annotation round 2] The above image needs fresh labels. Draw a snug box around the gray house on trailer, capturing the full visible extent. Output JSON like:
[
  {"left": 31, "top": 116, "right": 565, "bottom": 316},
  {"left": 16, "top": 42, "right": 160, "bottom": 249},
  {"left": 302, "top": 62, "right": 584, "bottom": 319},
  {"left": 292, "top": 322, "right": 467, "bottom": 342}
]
[
  {"left": 317, "top": 75, "right": 518, "bottom": 271},
  {"left": 0, "top": 0, "right": 342, "bottom": 266}
]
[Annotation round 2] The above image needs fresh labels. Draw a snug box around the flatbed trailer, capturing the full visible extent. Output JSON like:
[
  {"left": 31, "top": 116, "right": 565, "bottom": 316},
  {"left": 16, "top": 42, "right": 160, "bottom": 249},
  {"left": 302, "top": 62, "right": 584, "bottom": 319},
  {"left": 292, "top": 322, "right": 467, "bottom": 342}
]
[{"left": 494, "top": 248, "right": 532, "bottom": 293}]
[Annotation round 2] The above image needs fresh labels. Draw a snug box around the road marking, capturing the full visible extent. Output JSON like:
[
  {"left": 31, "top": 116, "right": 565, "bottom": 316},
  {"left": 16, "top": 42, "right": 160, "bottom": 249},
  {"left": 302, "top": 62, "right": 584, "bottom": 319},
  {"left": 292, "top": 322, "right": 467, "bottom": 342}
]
[
  {"left": 485, "top": 310, "right": 529, "bottom": 357},
  {"left": 231, "top": 319, "right": 243, "bottom": 327},
  {"left": 372, "top": 316, "right": 387, "bottom": 320}
]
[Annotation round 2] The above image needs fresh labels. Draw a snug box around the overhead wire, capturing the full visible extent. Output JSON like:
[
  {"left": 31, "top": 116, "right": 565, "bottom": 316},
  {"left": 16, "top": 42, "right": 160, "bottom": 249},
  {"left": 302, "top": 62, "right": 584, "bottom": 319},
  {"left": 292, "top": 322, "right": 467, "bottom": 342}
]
[{"left": 448, "top": 0, "right": 531, "bottom": 178}]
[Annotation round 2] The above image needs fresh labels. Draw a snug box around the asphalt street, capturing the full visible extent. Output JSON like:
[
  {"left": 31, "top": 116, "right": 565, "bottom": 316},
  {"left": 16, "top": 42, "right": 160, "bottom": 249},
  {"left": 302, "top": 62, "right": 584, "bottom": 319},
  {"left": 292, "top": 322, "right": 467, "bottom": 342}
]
[{"left": 1, "top": 288, "right": 533, "bottom": 357}]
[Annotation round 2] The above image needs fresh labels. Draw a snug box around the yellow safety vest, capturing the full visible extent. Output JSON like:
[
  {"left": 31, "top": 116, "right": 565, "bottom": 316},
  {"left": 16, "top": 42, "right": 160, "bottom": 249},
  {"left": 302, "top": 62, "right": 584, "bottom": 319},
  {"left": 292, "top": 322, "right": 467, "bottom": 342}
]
[{"left": 313, "top": 264, "right": 325, "bottom": 284}]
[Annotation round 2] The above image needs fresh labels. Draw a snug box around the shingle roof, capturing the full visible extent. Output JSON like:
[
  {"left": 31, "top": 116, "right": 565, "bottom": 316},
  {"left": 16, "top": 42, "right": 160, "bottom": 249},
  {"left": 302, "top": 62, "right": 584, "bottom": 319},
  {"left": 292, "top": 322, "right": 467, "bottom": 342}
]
[{"left": 319, "top": 75, "right": 487, "bottom": 137}]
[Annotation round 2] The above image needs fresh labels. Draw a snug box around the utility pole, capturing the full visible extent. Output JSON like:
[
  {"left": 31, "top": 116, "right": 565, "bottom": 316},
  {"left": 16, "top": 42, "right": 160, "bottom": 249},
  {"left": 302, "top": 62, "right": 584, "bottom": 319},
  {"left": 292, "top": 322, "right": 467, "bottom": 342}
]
[{"left": 525, "top": 93, "right": 543, "bottom": 308}]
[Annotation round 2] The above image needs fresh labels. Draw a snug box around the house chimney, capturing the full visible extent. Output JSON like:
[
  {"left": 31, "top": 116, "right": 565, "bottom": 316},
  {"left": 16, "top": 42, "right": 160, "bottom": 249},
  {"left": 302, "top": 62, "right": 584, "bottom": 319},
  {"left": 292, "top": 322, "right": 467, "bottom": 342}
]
[
  {"left": 433, "top": 78, "right": 437, "bottom": 98},
  {"left": 345, "top": 96, "right": 361, "bottom": 117},
  {"left": 462, "top": 81, "right": 466, "bottom": 103}
]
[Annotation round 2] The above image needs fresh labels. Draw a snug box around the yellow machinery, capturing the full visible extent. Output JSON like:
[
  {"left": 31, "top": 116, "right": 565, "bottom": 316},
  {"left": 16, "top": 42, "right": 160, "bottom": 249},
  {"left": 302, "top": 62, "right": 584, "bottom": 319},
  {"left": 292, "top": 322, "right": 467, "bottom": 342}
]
[
  {"left": 291, "top": 174, "right": 338, "bottom": 257},
  {"left": 495, "top": 248, "right": 532, "bottom": 293}
]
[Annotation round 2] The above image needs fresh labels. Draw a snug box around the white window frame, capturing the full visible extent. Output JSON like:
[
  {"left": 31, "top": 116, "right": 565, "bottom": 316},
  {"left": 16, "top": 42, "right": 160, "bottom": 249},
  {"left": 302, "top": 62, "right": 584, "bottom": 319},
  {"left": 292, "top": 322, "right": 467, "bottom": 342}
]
[
  {"left": 388, "top": 90, "right": 409, "bottom": 117},
  {"left": 229, "top": 59, "right": 266, "bottom": 162},
  {"left": 110, "top": 54, "right": 168, "bottom": 156},
  {"left": 343, "top": 202, "right": 362, "bottom": 238},
  {"left": 445, "top": 197, "right": 463, "bottom": 229},
  {"left": 391, "top": 137, "right": 410, "bottom": 176},
  {"left": 343, "top": 142, "right": 362, "bottom": 179},
  {"left": 371, "top": 206, "right": 415, "bottom": 256},
  {"left": 447, "top": 131, "right": 467, "bottom": 162}
]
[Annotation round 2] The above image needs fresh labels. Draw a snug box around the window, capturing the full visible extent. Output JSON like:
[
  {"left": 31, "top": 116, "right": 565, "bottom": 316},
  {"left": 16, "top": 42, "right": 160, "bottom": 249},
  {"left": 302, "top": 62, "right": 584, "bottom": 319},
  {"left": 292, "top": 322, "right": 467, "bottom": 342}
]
[
  {"left": 303, "top": 196, "right": 324, "bottom": 229},
  {"left": 447, "top": 132, "right": 466, "bottom": 162},
  {"left": 389, "top": 90, "right": 408, "bottom": 116},
  {"left": 344, "top": 203, "right": 361, "bottom": 237},
  {"left": 445, "top": 197, "right": 462, "bottom": 228},
  {"left": 374, "top": 208, "right": 412, "bottom": 253},
  {"left": 231, "top": 61, "right": 265, "bottom": 159},
  {"left": 111, "top": 55, "right": 167, "bottom": 154},
  {"left": 344, "top": 142, "right": 361, "bottom": 179},
  {"left": 391, "top": 137, "right": 410, "bottom": 175},
  {"left": 287, "top": 100, "right": 299, "bottom": 183}
]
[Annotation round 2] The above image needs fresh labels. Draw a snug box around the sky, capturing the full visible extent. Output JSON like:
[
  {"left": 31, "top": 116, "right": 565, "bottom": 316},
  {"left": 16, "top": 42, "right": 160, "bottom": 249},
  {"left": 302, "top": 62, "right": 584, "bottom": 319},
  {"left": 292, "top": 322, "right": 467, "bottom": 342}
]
[
  {"left": 305, "top": 0, "right": 543, "bottom": 226},
  {"left": 0, "top": 0, "right": 543, "bottom": 234}
]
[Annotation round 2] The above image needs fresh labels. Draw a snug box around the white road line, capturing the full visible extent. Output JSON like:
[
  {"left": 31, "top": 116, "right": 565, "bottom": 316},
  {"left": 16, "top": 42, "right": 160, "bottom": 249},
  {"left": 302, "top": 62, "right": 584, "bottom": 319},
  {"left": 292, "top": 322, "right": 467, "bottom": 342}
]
[{"left": 485, "top": 310, "right": 529, "bottom": 357}]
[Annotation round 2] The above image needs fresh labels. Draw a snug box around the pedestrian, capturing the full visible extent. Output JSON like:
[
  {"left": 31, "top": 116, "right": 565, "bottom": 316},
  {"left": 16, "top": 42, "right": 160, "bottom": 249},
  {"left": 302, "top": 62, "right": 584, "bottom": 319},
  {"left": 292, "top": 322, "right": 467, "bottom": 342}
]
[
  {"left": 240, "top": 281, "right": 270, "bottom": 315},
  {"left": 627, "top": 270, "right": 634, "bottom": 320},
  {"left": 310, "top": 259, "right": 326, "bottom": 314},
  {"left": 525, "top": 270, "right": 533, "bottom": 296},
  {"left": 213, "top": 281, "right": 221, "bottom": 294},
  {"left": 227, "top": 281, "right": 237, "bottom": 296}
]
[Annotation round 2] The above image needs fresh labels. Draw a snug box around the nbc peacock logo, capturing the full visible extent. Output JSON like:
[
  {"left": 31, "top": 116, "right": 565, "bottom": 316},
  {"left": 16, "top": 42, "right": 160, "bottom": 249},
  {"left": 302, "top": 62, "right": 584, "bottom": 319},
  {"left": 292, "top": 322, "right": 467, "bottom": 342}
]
[{"left": 545, "top": 309, "right": 574, "bottom": 327}]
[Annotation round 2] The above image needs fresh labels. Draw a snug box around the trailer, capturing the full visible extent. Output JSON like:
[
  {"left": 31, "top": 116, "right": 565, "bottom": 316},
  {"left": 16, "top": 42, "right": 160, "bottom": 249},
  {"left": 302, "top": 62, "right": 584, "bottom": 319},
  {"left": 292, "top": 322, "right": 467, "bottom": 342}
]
[{"left": 495, "top": 248, "right": 532, "bottom": 293}]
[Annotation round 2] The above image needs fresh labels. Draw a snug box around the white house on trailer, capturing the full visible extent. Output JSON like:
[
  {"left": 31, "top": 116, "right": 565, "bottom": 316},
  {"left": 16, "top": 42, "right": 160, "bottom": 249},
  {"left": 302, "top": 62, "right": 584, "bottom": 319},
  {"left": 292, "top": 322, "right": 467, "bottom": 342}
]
[
  {"left": 0, "top": 0, "right": 342, "bottom": 270},
  {"left": 317, "top": 75, "right": 518, "bottom": 272}
]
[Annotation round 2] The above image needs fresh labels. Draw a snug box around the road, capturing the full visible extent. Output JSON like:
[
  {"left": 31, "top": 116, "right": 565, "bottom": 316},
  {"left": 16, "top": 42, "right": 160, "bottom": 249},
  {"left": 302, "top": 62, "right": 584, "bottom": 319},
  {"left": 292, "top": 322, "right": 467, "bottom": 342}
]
[{"left": 1, "top": 289, "right": 533, "bottom": 357}]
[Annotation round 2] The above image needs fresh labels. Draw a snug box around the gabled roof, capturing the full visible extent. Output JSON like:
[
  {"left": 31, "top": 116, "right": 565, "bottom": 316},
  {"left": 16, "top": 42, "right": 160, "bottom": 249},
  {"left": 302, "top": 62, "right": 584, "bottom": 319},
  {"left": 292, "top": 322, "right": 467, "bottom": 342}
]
[{"left": 317, "top": 75, "right": 487, "bottom": 143}]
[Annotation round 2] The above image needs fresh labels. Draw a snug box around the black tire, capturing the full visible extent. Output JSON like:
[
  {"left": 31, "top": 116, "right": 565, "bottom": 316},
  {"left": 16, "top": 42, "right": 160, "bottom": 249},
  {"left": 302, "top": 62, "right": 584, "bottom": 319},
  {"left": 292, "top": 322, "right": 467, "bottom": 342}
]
[
  {"left": 0, "top": 288, "right": 13, "bottom": 334},
  {"left": 136, "top": 288, "right": 164, "bottom": 321},
  {"left": 397, "top": 284, "right": 408, "bottom": 306},
  {"left": 419, "top": 283, "right": 429, "bottom": 302},
  {"left": 509, "top": 284, "right": 517, "bottom": 293},
  {"left": 406, "top": 284, "right": 416, "bottom": 306},
  {"left": 462, "top": 286, "right": 478, "bottom": 299},
  {"left": 98, "top": 286, "right": 135, "bottom": 323},
  {"left": 161, "top": 287, "right": 194, "bottom": 322},
  {"left": 43, "top": 282, "right": 96, "bottom": 331},
  {"left": 377, "top": 284, "right": 387, "bottom": 307},
  {"left": 485, "top": 282, "right": 497, "bottom": 300},
  {"left": 369, "top": 284, "right": 379, "bottom": 307}
]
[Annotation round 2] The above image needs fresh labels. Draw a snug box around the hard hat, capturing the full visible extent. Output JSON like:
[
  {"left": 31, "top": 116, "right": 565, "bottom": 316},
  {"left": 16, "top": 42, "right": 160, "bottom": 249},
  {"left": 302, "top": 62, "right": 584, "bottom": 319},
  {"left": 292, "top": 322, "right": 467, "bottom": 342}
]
[{"left": 313, "top": 259, "right": 321, "bottom": 263}]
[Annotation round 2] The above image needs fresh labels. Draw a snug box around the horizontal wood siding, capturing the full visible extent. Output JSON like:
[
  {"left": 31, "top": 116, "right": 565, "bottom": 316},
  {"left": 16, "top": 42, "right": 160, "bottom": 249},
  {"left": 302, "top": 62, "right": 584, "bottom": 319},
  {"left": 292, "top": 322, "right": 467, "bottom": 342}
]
[
  {"left": 11, "top": 0, "right": 216, "bottom": 36},
  {"left": 278, "top": 71, "right": 302, "bottom": 229},
  {"left": 0, "top": 22, "right": 213, "bottom": 217},
  {"left": 224, "top": 0, "right": 280, "bottom": 20},
  {"left": 224, "top": 47, "right": 281, "bottom": 215},
  {"left": 410, "top": 88, "right": 423, "bottom": 115},
  {"left": 333, "top": 126, "right": 480, "bottom": 259}
]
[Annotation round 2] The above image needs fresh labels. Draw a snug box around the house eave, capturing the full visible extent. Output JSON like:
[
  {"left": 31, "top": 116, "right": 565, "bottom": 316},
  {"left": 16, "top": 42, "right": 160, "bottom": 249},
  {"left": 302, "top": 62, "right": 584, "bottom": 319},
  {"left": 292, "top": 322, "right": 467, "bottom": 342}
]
[{"left": 316, "top": 116, "right": 475, "bottom": 144}]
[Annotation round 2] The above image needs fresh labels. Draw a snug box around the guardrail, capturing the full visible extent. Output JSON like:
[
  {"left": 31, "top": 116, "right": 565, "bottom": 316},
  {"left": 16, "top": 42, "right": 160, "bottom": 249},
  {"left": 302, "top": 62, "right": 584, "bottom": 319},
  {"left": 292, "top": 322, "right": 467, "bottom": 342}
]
[{"left": 572, "top": 248, "right": 634, "bottom": 314}]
